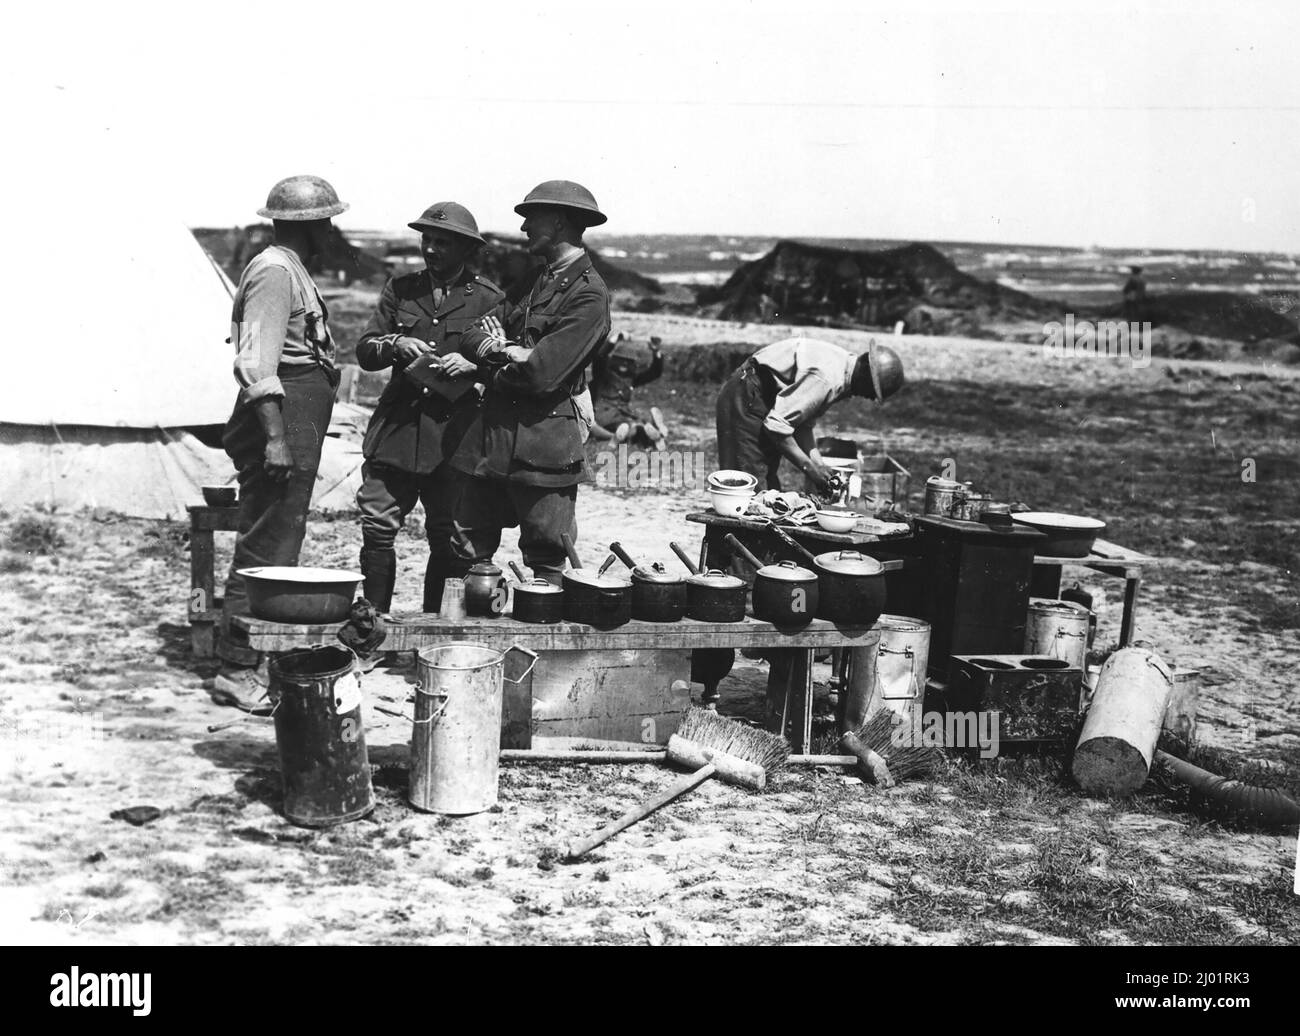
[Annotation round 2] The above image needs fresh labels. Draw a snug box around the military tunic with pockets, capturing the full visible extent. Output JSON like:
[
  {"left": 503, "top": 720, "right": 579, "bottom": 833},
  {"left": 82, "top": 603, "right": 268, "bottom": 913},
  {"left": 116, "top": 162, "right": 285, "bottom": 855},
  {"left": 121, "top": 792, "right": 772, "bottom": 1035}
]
[
  {"left": 451, "top": 252, "right": 610, "bottom": 486},
  {"left": 353, "top": 266, "right": 504, "bottom": 611},
  {"left": 448, "top": 251, "right": 611, "bottom": 579},
  {"left": 356, "top": 267, "right": 504, "bottom": 473}
]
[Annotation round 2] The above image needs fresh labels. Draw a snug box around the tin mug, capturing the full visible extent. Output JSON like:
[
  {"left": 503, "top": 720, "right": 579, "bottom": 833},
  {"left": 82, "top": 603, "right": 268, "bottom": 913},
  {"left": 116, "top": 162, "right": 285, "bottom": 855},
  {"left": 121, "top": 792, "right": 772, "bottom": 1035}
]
[{"left": 924, "top": 476, "right": 962, "bottom": 518}]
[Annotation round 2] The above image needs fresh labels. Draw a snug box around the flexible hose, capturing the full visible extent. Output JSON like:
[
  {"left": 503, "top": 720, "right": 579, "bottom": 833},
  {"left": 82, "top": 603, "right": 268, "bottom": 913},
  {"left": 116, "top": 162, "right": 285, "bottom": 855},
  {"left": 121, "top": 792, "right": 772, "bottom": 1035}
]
[{"left": 1154, "top": 750, "right": 1300, "bottom": 832}]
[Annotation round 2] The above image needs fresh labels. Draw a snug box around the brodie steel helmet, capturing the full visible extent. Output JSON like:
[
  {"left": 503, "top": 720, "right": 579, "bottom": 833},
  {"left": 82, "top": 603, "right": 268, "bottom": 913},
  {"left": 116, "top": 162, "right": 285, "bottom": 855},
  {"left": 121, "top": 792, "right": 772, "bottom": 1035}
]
[
  {"left": 408, "top": 201, "right": 484, "bottom": 244},
  {"left": 852, "top": 340, "right": 905, "bottom": 403},
  {"left": 514, "top": 180, "right": 606, "bottom": 227},
  {"left": 257, "top": 174, "right": 348, "bottom": 221}
]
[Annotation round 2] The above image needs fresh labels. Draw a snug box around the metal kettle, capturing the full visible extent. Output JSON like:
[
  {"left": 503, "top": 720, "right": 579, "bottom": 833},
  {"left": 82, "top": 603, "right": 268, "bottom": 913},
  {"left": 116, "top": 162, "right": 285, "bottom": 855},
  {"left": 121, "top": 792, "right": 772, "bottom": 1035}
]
[{"left": 464, "top": 562, "right": 508, "bottom": 617}]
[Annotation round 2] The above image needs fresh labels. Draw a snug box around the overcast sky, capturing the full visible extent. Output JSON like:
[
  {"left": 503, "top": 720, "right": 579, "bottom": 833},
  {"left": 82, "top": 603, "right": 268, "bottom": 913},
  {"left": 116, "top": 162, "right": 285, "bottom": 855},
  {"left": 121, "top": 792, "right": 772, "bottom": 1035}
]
[{"left": 7, "top": 0, "right": 1299, "bottom": 252}]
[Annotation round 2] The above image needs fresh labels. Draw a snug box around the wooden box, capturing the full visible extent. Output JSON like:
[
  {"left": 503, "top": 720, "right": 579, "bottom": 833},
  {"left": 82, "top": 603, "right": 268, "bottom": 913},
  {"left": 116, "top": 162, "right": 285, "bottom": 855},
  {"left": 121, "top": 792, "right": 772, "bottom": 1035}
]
[
  {"left": 526, "top": 648, "right": 693, "bottom": 749},
  {"left": 943, "top": 653, "right": 1082, "bottom": 742}
]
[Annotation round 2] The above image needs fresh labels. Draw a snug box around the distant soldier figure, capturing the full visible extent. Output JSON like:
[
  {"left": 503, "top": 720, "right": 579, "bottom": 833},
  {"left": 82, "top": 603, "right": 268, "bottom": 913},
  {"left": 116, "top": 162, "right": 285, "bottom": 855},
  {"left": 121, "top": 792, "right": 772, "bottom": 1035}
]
[
  {"left": 229, "top": 223, "right": 274, "bottom": 281},
  {"left": 589, "top": 333, "right": 668, "bottom": 445},
  {"left": 1123, "top": 265, "right": 1147, "bottom": 321},
  {"left": 213, "top": 175, "right": 347, "bottom": 705}
]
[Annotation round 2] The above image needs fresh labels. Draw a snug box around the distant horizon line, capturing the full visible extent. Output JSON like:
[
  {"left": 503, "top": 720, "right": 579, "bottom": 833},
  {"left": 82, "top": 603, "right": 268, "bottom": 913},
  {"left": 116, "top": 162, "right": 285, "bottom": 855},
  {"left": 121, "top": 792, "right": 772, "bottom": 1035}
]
[{"left": 187, "top": 224, "right": 1300, "bottom": 259}]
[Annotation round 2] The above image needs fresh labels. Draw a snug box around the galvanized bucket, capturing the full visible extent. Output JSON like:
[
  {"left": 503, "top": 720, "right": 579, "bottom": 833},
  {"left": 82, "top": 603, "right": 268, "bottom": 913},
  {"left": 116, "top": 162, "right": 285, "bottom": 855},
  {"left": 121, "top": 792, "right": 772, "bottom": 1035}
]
[
  {"left": 1024, "top": 598, "right": 1090, "bottom": 671},
  {"left": 871, "top": 614, "right": 931, "bottom": 719},
  {"left": 410, "top": 642, "right": 537, "bottom": 814},
  {"left": 269, "top": 645, "right": 375, "bottom": 828}
]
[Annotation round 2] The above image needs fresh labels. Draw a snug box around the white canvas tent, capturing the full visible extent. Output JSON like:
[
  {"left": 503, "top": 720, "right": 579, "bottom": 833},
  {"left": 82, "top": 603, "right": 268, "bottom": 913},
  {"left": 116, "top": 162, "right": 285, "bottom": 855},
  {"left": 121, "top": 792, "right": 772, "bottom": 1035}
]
[{"left": 0, "top": 91, "right": 365, "bottom": 519}]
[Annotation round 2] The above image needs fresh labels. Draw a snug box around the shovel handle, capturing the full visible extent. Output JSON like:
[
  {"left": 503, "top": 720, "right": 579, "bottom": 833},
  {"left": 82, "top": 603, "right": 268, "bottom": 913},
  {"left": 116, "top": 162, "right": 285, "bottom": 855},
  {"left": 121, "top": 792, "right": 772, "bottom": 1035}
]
[
  {"left": 206, "top": 715, "right": 268, "bottom": 733},
  {"left": 608, "top": 541, "right": 639, "bottom": 571},
  {"left": 722, "top": 533, "right": 764, "bottom": 571},
  {"left": 565, "top": 762, "right": 717, "bottom": 860},
  {"left": 508, "top": 561, "right": 529, "bottom": 583},
  {"left": 560, "top": 532, "right": 582, "bottom": 570},
  {"left": 768, "top": 523, "right": 818, "bottom": 565}
]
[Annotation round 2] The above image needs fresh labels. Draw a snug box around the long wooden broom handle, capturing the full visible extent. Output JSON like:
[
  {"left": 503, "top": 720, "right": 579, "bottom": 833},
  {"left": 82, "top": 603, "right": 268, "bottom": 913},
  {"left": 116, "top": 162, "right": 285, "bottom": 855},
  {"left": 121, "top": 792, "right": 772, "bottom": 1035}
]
[{"left": 565, "top": 763, "right": 718, "bottom": 860}]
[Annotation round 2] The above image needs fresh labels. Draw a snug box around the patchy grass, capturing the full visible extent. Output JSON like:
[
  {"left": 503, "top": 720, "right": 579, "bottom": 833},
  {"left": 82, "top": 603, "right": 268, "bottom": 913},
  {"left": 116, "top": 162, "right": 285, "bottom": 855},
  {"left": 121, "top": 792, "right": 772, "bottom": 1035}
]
[
  {"left": 6, "top": 513, "right": 66, "bottom": 555},
  {"left": 136, "top": 522, "right": 190, "bottom": 562},
  {"left": 0, "top": 552, "right": 32, "bottom": 574}
]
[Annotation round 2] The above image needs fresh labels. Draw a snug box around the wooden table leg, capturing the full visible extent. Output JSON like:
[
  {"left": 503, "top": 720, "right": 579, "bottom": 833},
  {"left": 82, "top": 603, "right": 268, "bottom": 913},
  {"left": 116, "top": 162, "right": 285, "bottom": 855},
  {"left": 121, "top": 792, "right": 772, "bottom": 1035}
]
[
  {"left": 189, "top": 514, "right": 217, "bottom": 658},
  {"left": 1029, "top": 563, "right": 1063, "bottom": 601},
  {"left": 701, "top": 526, "right": 727, "bottom": 573},
  {"left": 792, "top": 649, "right": 813, "bottom": 753},
  {"left": 764, "top": 648, "right": 814, "bottom": 753},
  {"left": 1119, "top": 570, "right": 1142, "bottom": 647}
]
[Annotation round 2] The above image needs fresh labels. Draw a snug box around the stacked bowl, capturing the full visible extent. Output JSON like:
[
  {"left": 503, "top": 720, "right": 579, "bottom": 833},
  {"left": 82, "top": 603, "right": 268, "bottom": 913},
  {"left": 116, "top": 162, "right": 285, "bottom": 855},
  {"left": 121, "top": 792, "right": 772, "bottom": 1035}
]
[{"left": 707, "top": 469, "right": 757, "bottom": 516}]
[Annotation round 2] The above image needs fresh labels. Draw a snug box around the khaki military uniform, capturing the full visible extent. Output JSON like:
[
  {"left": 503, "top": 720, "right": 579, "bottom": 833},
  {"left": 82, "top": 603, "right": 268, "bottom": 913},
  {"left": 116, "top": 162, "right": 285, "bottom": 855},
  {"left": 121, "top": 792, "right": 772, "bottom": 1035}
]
[
  {"left": 449, "top": 252, "right": 611, "bottom": 580},
  {"left": 354, "top": 267, "right": 504, "bottom": 611}
]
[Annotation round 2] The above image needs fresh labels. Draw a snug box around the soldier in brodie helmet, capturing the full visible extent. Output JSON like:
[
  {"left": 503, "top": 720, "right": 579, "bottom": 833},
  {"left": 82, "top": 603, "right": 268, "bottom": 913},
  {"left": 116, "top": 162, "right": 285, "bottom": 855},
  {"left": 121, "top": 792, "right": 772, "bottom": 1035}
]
[
  {"left": 353, "top": 201, "right": 505, "bottom": 613},
  {"left": 715, "top": 337, "right": 905, "bottom": 493},
  {"left": 211, "top": 175, "right": 347, "bottom": 706},
  {"left": 448, "top": 180, "right": 612, "bottom": 585}
]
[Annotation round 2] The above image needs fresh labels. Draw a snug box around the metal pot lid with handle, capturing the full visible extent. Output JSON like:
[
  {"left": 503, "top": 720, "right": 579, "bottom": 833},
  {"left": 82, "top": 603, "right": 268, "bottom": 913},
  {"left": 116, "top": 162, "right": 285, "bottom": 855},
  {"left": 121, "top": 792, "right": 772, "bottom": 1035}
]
[
  {"left": 514, "top": 578, "right": 563, "bottom": 595},
  {"left": 632, "top": 561, "right": 685, "bottom": 584},
  {"left": 757, "top": 559, "right": 817, "bottom": 583},
  {"left": 687, "top": 569, "right": 745, "bottom": 589},
  {"left": 813, "top": 549, "right": 885, "bottom": 576},
  {"left": 467, "top": 561, "right": 505, "bottom": 576},
  {"left": 564, "top": 569, "right": 632, "bottom": 590}
]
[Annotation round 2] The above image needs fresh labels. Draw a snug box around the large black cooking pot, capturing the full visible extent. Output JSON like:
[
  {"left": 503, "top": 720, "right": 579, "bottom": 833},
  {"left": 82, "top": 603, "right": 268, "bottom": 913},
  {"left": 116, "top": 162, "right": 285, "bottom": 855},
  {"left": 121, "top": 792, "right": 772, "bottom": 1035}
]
[
  {"left": 560, "top": 534, "right": 631, "bottom": 629},
  {"left": 508, "top": 562, "right": 564, "bottom": 624},
  {"left": 725, "top": 534, "right": 818, "bottom": 629},
  {"left": 669, "top": 541, "right": 747, "bottom": 623},
  {"left": 812, "top": 549, "right": 887, "bottom": 626},
  {"left": 765, "top": 524, "right": 891, "bottom": 627},
  {"left": 609, "top": 542, "right": 686, "bottom": 622}
]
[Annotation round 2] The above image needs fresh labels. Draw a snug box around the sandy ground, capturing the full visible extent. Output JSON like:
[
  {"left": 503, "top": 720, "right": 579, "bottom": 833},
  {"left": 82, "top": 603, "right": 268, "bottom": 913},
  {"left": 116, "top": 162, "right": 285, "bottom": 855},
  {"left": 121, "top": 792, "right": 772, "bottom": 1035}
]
[{"left": 1, "top": 314, "right": 1297, "bottom": 945}]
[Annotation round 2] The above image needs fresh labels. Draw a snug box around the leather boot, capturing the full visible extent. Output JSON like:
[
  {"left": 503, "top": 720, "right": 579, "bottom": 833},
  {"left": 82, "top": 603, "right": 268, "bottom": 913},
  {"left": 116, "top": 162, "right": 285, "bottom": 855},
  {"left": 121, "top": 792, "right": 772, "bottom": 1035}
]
[
  {"left": 423, "top": 557, "right": 451, "bottom": 614},
  {"left": 359, "top": 546, "right": 397, "bottom": 613}
]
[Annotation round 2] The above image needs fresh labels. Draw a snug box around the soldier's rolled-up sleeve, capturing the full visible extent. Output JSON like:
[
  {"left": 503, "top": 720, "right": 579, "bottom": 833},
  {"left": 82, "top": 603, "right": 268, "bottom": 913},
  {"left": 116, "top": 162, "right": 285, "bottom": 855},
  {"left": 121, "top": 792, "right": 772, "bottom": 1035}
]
[
  {"left": 232, "top": 264, "right": 292, "bottom": 404},
  {"left": 763, "top": 373, "right": 835, "bottom": 437},
  {"left": 494, "top": 288, "right": 607, "bottom": 397}
]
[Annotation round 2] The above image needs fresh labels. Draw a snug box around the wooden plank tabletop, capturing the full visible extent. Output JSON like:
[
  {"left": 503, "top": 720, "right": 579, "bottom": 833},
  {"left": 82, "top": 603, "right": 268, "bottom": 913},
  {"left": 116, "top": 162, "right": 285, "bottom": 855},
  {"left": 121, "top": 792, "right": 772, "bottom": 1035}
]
[
  {"left": 1033, "top": 538, "right": 1154, "bottom": 568},
  {"left": 234, "top": 613, "right": 882, "bottom": 652},
  {"left": 685, "top": 511, "right": 911, "bottom": 545}
]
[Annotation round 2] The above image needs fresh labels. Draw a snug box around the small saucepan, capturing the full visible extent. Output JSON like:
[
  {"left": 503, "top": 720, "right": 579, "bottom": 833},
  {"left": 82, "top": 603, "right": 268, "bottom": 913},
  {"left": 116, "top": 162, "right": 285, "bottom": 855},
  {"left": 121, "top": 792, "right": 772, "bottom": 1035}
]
[
  {"left": 724, "top": 534, "right": 819, "bottom": 629},
  {"left": 508, "top": 561, "right": 564, "bottom": 624},
  {"left": 668, "top": 541, "right": 747, "bottom": 623},
  {"left": 609, "top": 542, "right": 686, "bottom": 623},
  {"left": 560, "top": 534, "right": 632, "bottom": 630}
]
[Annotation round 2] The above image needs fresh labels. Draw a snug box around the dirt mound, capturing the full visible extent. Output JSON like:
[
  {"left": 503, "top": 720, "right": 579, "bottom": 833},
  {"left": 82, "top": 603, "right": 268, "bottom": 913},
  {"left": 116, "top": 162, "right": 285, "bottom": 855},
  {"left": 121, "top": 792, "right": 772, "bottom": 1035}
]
[
  {"left": 1106, "top": 291, "right": 1300, "bottom": 344},
  {"left": 192, "top": 225, "right": 388, "bottom": 285},
  {"left": 192, "top": 227, "right": 665, "bottom": 304},
  {"left": 695, "top": 239, "right": 1050, "bottom": 331}
]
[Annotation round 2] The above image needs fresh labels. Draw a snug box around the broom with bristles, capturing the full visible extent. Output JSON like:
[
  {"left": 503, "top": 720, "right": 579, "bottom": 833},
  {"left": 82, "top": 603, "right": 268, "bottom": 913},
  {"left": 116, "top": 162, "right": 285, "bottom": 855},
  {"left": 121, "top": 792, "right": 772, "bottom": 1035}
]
[
  {"left": 840, "top": 709, "right": 942, "bottom": 788},
  {"left": 564, "top": 708, "right": 790, "bottom": 860}
]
